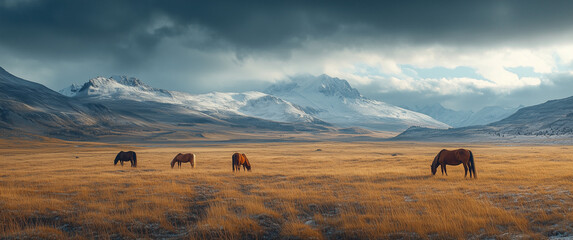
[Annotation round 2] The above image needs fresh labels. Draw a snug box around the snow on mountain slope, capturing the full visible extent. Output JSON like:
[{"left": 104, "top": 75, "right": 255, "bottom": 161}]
[
  {"left": 173, "top": 91, "right": 319, "bottom": 123},
  {"left": 62, "top": 77, "right": 320, "bottom": 124},
  {"left": 265, "top": 74, "right": 450, "bottom": 131},
  {"left": 61, "top": 74, "right": 449, "bottom": 131},
  {"left": 65, "top": 76, "right": 177, "bottom": 103},
  {"left": 58, "top": 83, "right": 82, "bottom": 97}
]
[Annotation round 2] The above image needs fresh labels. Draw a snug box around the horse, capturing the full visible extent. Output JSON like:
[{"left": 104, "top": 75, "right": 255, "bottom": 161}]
[
  {"left": 114, "top": 151, "right": 137, "bottom": 167},
  {"left": 232, "top": 153, "right": 251, "bottom": 172},
  {"left": 431, "top": 149, "right": 476, "bottom": 178},
  {"left": 171, "top": 153, "right": 196, "bottom": 168}
]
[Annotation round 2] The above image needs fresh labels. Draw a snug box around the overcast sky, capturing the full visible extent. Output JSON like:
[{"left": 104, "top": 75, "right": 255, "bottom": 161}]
[{"left": 2, "top": 0, "right": 573, "bottom": 111}]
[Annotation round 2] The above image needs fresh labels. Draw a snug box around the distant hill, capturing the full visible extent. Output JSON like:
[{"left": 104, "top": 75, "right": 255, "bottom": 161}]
[
  {"left": 489, "top": 96, "right": 573, "bottom": 135},
  {"left": 394, "top": 96, "right": 573, "bottom": 142},
  {"left": 405, "top": 103, "right": 521, "bottom": 127},
  {"left": 0, "top": 66, "right": 129, "bottom": 139}
]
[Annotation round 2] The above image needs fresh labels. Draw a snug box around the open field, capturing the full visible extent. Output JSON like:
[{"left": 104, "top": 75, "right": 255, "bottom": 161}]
[{"left": 1, "top": 138, "right": 573, "bottom": 239}]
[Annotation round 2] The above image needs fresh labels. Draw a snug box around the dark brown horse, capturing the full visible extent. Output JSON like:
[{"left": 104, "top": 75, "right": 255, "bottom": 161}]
[
  {"left": 431, "top": 149, "right": 476, "bottom": 178},
  {"left": 171, "top": 153, "right": 196, "bottom": 168},
  {"left": 114, "top": 151, "right": 137, "bottom": 167},
  {"left": 232, "top": 153, "right": 251, "bottom": 172}
]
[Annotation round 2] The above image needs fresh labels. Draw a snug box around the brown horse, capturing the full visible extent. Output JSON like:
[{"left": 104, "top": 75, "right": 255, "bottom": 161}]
[
  {"left": 431, "top": 149, "right": 476, "bottom": 178},
  {"left": 232, "top": 153, "right": 251, "bottom": 172},
  {"left": 114, "top": 151, "right": 137, "bottom": 167},
  {"left": 171, "top": 153, "right": 196, "bottom": 168}
]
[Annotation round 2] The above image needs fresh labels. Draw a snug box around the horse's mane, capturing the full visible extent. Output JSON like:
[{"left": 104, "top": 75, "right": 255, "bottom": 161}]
[{"left": 242, "top": 154, "right": 250, "bottom": 166}]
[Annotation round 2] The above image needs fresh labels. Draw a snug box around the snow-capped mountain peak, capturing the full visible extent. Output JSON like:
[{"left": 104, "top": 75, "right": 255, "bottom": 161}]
[
  {"left": 58, "top": 83, "right": 82, "bottom": 97},
  {"left": 267, "top": 74, "right": 361, "bottom": 99},
  {"left": 110, "top": 75, "right": 149, "bottom": 88},
  {"left": 265, "top": 74, "right": 449, "bottom": 131},
  {"left": 61, "top": 76, "right": 173, "bottom": 101}
]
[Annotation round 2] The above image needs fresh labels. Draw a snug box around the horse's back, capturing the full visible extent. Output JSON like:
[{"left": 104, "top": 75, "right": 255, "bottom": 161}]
[
  {"left": 439, "top": 149, "right": 471, "bottom": 164},
  {"left": 453, "top": 149, "right": 471, "bottom": 159}
]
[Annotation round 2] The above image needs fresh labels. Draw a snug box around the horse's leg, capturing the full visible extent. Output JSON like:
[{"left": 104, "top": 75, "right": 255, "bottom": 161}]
[
  {"left": 121, "top": 160, "right": 124, "bottom": 166},
  {"left": 440, "top": 164, "right": 445, "bottom": 175},
  {"left": 463, "top": 162, "right": 468, "bottom": 178}
]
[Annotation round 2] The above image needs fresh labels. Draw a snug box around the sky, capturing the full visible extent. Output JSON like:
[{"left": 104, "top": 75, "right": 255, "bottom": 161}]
[{"left": 2, "top": 0, "right": 573, "bottom": 111}]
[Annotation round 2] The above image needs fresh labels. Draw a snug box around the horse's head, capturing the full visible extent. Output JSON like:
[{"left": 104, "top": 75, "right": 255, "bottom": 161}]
[
  {"left": 431, "top": 150, "right": 443, "bottom": 175},
  {"left": 243, "top": 154, "right": 252, "bottom": 171},
  {"left": 171, "top": 154, "right": 180, "bottom": 168},
  {"left": 114, "top": 152, "right": 122, "bottom": 165}
]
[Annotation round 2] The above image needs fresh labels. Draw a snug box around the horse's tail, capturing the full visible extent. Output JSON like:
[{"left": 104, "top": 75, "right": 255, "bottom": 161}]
[
  {"left": 469, "top": 150, "right": 476, "bottom": 178},
  {"left": 132, "top": 152, "right": 137, "bottom": 167},
  {"left": 192, "top": 154, "right": 196, "bottom": 168},
  {"left": 232, "top": 153, "right": 237, "bottom": 172}
]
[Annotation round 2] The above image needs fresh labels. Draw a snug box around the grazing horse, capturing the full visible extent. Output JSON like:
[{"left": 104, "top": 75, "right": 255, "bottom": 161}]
[
  {"left": 171, "top": 153, "right": 196, "bottom": 168},
  {"left": 114, "top": 151, "right": 137, "bottom": 167},
  {"left": 431, "top": 149, "right": 476, "bottom": 178},
  {"left": 232, "top": 153, "right": 251, "bottom": 172}
]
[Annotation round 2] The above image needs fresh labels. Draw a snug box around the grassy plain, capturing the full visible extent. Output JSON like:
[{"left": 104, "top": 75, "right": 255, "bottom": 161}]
[{"left": 1, "top": 138, "right": 573, "bottom": 239}]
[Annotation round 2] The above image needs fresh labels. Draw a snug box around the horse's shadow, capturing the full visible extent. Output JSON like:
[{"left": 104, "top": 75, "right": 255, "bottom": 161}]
[{"left": 373, "top": 175, "right": 433, "bottom": 182}]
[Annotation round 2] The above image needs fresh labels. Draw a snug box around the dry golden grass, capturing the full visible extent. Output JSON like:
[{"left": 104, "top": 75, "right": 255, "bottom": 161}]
[{"left": 1, "top": 138, "right": 573, "bottom": 239}]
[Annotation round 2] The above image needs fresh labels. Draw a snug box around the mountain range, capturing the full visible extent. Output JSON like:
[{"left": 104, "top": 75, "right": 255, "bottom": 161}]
[
  {"left": 58, "top": 73, "right": 449, "bottom": 131},
  {"left": 3, "top": 65, "right": 572, "bottom": 143},
  {"left": 1, "top": 66, "right": 447, "bottom": 141}
]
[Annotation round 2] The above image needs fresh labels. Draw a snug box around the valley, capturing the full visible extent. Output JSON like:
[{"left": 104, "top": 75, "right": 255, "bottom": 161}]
[{"left": 1, "top": 138, "right": 572, "bottom": 239}]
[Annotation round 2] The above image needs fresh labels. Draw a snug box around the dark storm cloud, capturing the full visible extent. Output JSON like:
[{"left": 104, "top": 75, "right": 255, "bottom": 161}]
[
  {"left": 2, "top": 0, "right": 573, "bottom": 111},
  {"left": 2, "top": 0, "right": 573, "bottom": 63}
]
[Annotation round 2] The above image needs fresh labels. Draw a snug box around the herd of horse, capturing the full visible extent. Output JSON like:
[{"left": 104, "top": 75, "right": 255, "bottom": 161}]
[
  {"left": 114, "top": 151, "right": 252, "bottom": 171},
  {"left": 114, "top": 148, "right": 476, "bottom": 178}
]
